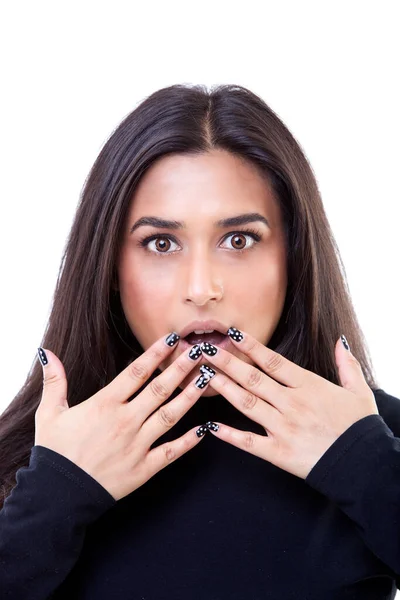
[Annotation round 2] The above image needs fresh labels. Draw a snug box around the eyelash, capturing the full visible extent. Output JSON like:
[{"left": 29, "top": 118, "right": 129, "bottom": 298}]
[{"left": 137, "top": 227, "right": 263, "bottom": 257}]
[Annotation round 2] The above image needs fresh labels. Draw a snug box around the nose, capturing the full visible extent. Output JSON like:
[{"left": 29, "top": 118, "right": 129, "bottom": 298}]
[{"left": 183, "top": 252, "right": 224, "bottom": 307}]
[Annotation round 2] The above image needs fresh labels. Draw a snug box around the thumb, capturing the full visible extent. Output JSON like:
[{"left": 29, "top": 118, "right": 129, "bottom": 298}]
[
  {"left": 37, "top": 347, "right": 69, "bottom": 414},
  {"left": 335, "top": 335, "right": 366, "bottom": 395}
]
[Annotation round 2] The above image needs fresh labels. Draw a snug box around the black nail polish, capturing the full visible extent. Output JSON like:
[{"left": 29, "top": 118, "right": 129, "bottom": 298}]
[
  {"left": 200, "top": 342, "right": 218, "bottom": 356},
  {"left": 189, "top": 344, "right": 202, "bottom": 360},
  {"left": 195, "top": 373, "right": 210, "bottom": 389},
  {"left": 196, "top": 425, "right": 208, "bottom": 438},
  {"left": 37, "top": 347, "right": 48, "bottom": 367},
  {"left": 227, "top": 327, "right": 243, "bottom": 342},
  {"left": 205, "top": 421, "right": 219, "bottom": 432},
  {"left": 165, "top": 332, "right": 180, "bottom": 346},
  {"left": 200, "top": 365, "right": 216, "bottom": 378},
  {"left": 341, "top": 335, "right": 350, "bottom": 351}
]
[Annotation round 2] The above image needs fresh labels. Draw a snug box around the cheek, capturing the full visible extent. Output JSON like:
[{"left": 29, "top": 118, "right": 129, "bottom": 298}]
[
  {"left": 118, "top": 255, "right": 177, "bottom": 336},
  {"left": 261, "top": 245, "right": 287, "bottom": 297},
  {"left": 118, "top": 267, "right": 176, "bottom": 351},
  {"left": 122, "top": 270, "right": 175, "bottom": 312},
  {"left": 267, "top": 260, "right": 287, "bottom": 302},
  {"left": 235, "top": 257, "right": 286, "bottom": 303}
]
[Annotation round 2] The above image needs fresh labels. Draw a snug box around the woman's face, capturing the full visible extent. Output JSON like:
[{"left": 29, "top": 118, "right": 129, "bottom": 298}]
[{"left": 116, "top": 149, "right": 288, "bottom": 397}]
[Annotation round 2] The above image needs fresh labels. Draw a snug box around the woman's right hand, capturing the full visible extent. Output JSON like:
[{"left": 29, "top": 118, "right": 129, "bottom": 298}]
[{"left": 34, "top": 335, "right": 210, "bottom": 501}]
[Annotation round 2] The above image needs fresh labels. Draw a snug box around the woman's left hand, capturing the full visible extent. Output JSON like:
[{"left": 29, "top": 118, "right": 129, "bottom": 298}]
[{"left": 201, "top": 329, "right": 379, "bottom": 480}]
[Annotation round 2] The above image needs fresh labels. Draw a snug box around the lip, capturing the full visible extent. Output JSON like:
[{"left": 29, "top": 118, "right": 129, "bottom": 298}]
[{"left": 179, "top": 319, "right": 230, "bottom": 340}]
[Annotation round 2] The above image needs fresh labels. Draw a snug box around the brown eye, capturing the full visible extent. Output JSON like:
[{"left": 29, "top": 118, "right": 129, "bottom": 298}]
[
  {"left": 154, "top": 237, "right": 171, "bottom": 252},
  {"left": 230, "top": 234, "right": 247, "bottom": 250},
  {"left": 139, "top": 229, "right": 261, "bottom": 257},
  {"left": 222, "top": 232, "right": 259, "bottom": 251}
]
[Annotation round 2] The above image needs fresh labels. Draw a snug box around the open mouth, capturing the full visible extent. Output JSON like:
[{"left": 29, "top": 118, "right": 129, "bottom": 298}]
[{"left": 184, "top": 331, "right": 228, "bottom": 345}]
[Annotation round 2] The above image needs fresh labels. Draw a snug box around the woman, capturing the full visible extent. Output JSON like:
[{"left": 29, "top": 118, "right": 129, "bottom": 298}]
[{"left": 1, "top": 83, "right": 399, "bottom": 599}]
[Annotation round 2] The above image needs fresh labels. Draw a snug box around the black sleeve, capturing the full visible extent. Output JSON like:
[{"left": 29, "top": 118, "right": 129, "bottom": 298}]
[
  {"left": 306, "top": 409, "right": 400, "bottom": 581},
  {"left": 0, "top": 445, "right": 116, "bottom": 600}
]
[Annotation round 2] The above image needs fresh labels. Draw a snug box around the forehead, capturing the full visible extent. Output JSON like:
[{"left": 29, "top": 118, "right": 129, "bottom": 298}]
[{"left": 128, "top": 149, "right": 281, "bottom": 224}]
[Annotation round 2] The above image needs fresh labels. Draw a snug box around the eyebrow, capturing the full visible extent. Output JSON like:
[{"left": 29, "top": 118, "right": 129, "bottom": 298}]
[{"left": 129, "top": 212, "right": 269, "bottom": 235}]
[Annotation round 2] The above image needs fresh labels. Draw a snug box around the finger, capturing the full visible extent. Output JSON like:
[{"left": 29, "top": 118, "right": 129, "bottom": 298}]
[
  {"left": 335, "top": 336, "right": 370, "bottom": 395},
  {"left": 225, "top": 328, "right": 305, "bottom": 388},
  {"left": 144, "top": 422, "right": 208, "bottom": 476},
  {"left": 205, "top": 421, "right": 273, "bottom": 463},
  {"left": 140, "top": 369, "right": 212, "bottom": 444},
  {"left": 95, "top": 332, "right": 182, "bottom": 405},
  {"left": 131, "top": 344, "right": 206, "bottom": 425},
  {"left": 200, "top": 341, "right": 286, "bottom": 409},
  {"left": 36, "top": 348, "right": 69, "bottom": 414},
  {"left": 208, "top": 370, "right": 281, "bottom": 432}
]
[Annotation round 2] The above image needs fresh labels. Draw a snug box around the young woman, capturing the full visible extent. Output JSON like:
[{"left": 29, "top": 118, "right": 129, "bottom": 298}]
[{"left": 1, "top": 83, "right": 399, "bottom": 599}]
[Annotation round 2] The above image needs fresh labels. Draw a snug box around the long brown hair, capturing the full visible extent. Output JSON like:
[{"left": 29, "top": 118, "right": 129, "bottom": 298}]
[{"left": 0, "top": 83, "right": 379, "bottom": 508}]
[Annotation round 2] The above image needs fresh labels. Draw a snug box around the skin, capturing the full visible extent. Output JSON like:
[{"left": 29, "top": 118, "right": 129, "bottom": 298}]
[{"left": 115, "top": 148, "right": 288, "bottom": 397}]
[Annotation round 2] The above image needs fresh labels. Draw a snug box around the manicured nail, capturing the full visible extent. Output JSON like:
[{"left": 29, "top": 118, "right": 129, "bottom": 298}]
[
  {"left": 200, "top": 364, "right": 216, "bottom": 378},
  {"left": 196, "top": 424, "right": 208, "bottom": 438},
  {"left": 227, "top": 327, "right": 243, "bottom": 342},
  {"left": 200, "top": 342, "right": 218, "bottom": 356},
  {"left": 206, "top": 421, "right": 219, "bottom": 432},
  {"left": 189, "top": 344, "right": 202, "bottom": 360},
  {"left": 341, "top": 334, "right": 350, "bottom": 351},
  {"left": 165, "top": 332, "right": 180, "bottom": 347},
  {"left": 195, "top": 373, "right": 211, "bottom": 389},
  {"left": 37, "top": 347, "right": 48, "bottom": 367}
]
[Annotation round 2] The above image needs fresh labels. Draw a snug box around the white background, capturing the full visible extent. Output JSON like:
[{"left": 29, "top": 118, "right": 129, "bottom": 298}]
[{"left": 0, "top": 0, "right": 399, "bottom": 416}]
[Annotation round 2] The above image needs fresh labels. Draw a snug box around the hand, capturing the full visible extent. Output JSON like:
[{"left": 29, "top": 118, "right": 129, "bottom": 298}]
[
  {"left": 35, "top": 335, "right": 209, "bottom": 501},
  {"left": 200, "top": 329, "right": 379, "bottom": 479}
]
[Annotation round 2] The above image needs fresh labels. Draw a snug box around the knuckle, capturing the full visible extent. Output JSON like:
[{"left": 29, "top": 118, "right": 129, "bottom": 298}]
[
  {"left": 157, "top": 406, "right": 176, "bottom": 429},
  {"left": 242, "top": 391, "right": 258, "bottom": 410},
  {"left": 220, "top": 351, "right": 234, "bottom": 369},
  {"left": 149, "top": 346, "right": 165, "bottom": 361},
  {"left": 111, "top": 419, "right": 127, "bottom": 441},
  {"left": 42, "top": 372, "right": 60, "bottom": 386},
  {"left": 263, "top": 351, "right": 284, "bottom": 375},
  {"left": 246, "top": 338, "right": 258, "bottom": 353},
  {"left": 174, "top": 359, "right": 191, "bottom": 376},
  {"left": 246, "top": 367, "right": 263, "bottom": 389},
  {"left": 219, "top": 376, "right": 231, "bottom": 391},
  {"left": 286, "top": 390, "right": 305, "bottom": 413},
  {"left": 284, "top": 412, "right": 299, "bottom": 434},
  {"left": 182, "top": 435, "right": 192, "bottom": 453},
  {"left": 244, "top": 431, "right": 256, "bottom": 449},
  {"left": 128, "top": 361, "right": 149, "bottom": 382},
  {"left": 163, "top": 443, "right": 177, "bottom": 463},
  {"left": 150, "top": 378, "right": 170, "bottom": 401},
  {"left": 181, "top": 385, "right": 196, "bottom": 403}
]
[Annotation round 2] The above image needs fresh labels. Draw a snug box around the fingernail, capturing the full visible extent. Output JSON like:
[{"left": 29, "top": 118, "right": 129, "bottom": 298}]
[
  {"left": 341, "top": 335, "right": 350, "bottom": 351},
  {"left": 200, "top": 342, "right": 218, "bottom": 356},
  {"left": 37, "top": 347, "right": 48, "bottom": 367},
  {"left": 189, "top": 344, "right": 202, "bottom": 360},
  {"left": 195, "top": 373, "right": 211, "bottom": 389},
  {"left": 165, "top": 332, "right": 180, "bottom": 347},
  {"left": 227, "top": 327, "right": 244, "bottom": 342},
  {"left": 199, "top": 365, "right": 216, "bottom": 378},
  {"left": 196, "top": 424, "right": 208, "bottom": 438},
  {"left": 206, "top": 421, "right": 219, "bottom": 432}
]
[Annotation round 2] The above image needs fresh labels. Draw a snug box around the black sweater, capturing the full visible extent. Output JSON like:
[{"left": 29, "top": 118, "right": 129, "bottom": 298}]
[{"left": 1, "top": 387, "right": 400, "bottom": 600}]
